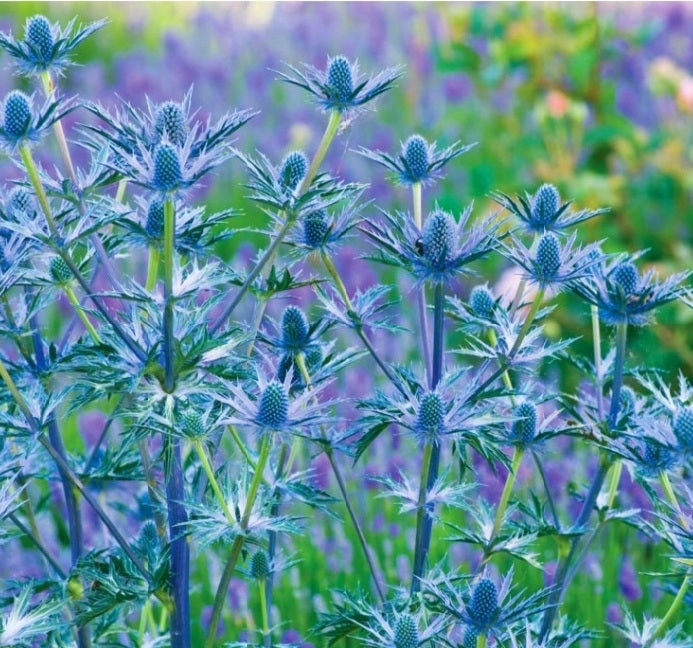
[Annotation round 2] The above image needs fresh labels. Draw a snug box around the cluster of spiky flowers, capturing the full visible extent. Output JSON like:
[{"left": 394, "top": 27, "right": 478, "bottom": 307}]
[{"left": 0, "top": 12, "right": 691, "bottom": 648}]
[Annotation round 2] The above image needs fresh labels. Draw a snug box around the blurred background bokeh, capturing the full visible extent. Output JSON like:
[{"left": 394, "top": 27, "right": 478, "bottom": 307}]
[{"left": 1, "top": 3, "right": 692, "bottom": 644}]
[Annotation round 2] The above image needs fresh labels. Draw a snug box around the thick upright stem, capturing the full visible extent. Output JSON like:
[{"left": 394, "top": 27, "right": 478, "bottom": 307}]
[
  {"left": 299, "top": 110, "right": 342, "bottom": 194},
  {"left": 412, "top": 281, "right": 445, "bottom": 592},
  {"left": 162, "top": 198, "right": 190, "bottom": 648},
  {"left": 412, "top": 183, "right": 432, "bottom": 381}
]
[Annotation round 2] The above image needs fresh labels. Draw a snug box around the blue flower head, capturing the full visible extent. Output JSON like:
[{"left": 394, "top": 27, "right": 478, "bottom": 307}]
[
  {"left": 469, "top": 285, "right": 496, "bottom": 320},
  {"left": 364, "top": 204, "right": 501, "bottom": 285},
  {"left": 180, "top": 410, "right": 204, "bottom": 439},
  {"left": 575, "top": 253, "right": 691, "bottom": 326},
  {"left": 0, "top": 14, "right": 107, "bottom": 77},
  {"left": 6, "top": 187, "right": 35, "bottom": 217},
  {"left": 393, "top": 613, "right": 419, "bottom": 648},
  {"left": 49, "top": 255, "right": 72, "bottom": 284},
  {"left": 250, "top": 550, "right": 270, "bottom": 580},
  {"left": 673, "top": 406, "right": 693, "bottom": 452},
  {"left": 0, "top": 89, "right": 77, "bottom": 152},
  {"left": 278, "top": 55, "right": 403, "bottom": 115},
  {"left": 256, "top": 380, "right": 290, "bottom": 429},
  {"left": 154, "top": 101, "right": 189, "bottom": 147},
  {"left": 145, "top": 198, "right": 165, "bottom": 239},
  {"left": 510, "top": 402, "right": 538, "bottom": 445},
  {"left": 279, "top": 150, "right": 308, "bottom": 192},
  {"left": 152, "top": 143, "right": 183, "bottom": 192},
  {"left": 501, "top": 230, "right": 600, "bottom": 291},
  {"left": 281, "top": 305, "right": 310, "bottom": 350},
  {"left": 468, "top": 578, "right": 499, "bottom": 630},
  {"left": 358, "top": 134, "right": 476, "bottom": 186},
  {"left": 493, "top": 184, "right": 607, "bottom": 234},
  {"left": 303, "top": 209, "right": 329, "bottom": 247},
  {"left": 416, "top": 392, "right": 446, "bottom": 440}
]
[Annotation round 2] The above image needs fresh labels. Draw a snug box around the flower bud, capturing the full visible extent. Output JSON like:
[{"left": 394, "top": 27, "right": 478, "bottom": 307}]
[
  {"left": 403, "top": 134, "right": 429, "bottom": 182},
  {"left": 535, "top": 232, "right": 561, "bottom": 282},
  {"left": 327, "top": 56, "right": 353, "bottom": 102},
  {"left": 469, "top": 578, "right": 499, "bottom": 628},
  {"left": 303, "top": 209, "right": 329, "bottom": 248},
  {"left": 50, "top": 256, "right": 72, "bottom": 284},
  {"left": 531, "top": 183, "right": 560, "bottom": 227},
  {"left": 511, "top": 402, "right": 537, "bottom": 444},
  {"left": 394, "top": 613, "right": 419, "bottom": 648},
  {"left": 673, "top": 406, "right": 693, "bottom": 451},
  {"left": 257, "top": 380, "right": 289, "bottom": 428},
  {"left": 145, "top": 199, "right": 165, "bottom": 238},
  {"left": 417, "top": 392, "right": 445, "bottom": 436},
  {"left": 153, "top": 143, "right": 182, "bottom": 192},
  {"left": 422, "top": 210, "right": 455, "bottom": 269},
  {"left": 181, "top": 410, "right": 204, "bottom": 439},
  {"left": 279, "top": 151, "right": 308, "bottom": 192},
  {"left": 3, "top": 91, "right": 33, "bottom": 140},
  {"left": 154, "top": 101, "right": 188, "bottom": 147},
  {"left": 6, "top": 187, "right": 34, "bottom": 217},
  {"left": 26, "top": 15, "right": 54, "bottom": 62},
  {"left": 281, "top": 305, "right": 309, "bottom": 349},
  {"left": 469, "top": 285, "right": 495, "bottom": 319},
  {"left": 612, "top": 262, "right": 639, "bottom": 296},
  {"left": 250, "top": 550, "right": 270, "bottom": 580}
]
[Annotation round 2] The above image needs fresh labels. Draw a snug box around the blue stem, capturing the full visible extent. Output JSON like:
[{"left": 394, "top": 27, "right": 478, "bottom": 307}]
[
  {"left": 162, "top": 198, "right": 190, "bottom": 648},
  {"left": 539, "top": 322, "right": 627, "bottom": 640},
  {"left": 412, "top": 280, "right": 445, "bottom": 592}
]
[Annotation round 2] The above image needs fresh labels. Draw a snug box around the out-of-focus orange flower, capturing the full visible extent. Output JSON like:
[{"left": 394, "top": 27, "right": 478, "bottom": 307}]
[{"left": 546, "top": 90, "right": 570, "bottom": 118}]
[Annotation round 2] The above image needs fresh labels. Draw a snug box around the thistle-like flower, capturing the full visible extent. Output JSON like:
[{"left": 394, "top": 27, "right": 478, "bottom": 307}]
[
  {"left": 492, "top": 183, "right": 607, "bottom": 234},
  {"left": 423, "top": 568, "right": 553, "bottom": 641},
  {"left": 219, "top": 367, "right": 333, "bottom": 437},
  {"left": 0, "top": 14, "right": 107, "bottom": 77},
  {"left": 500, "top": 231, "right": 602, "bottom": 291},
  {"left": 469, "top": 285, "right": 498, "bottom": 321},
  {"left": 232, "top": 148, "right": 361, "bottom": 218},
  {"left": 363, "top": 205, "right": 502, "bottom": 284},
  {"left": 277, "top": 54, "right": 404, "bottom": 114},
  {"left": 574, "top": 253, "right": 691, "bottom": 326},
  {"left": 358, "top": 133, "right": 476, "bottom": 185},
  {"left": 0, "top": 89, "right": 77, "bottom": 152}
]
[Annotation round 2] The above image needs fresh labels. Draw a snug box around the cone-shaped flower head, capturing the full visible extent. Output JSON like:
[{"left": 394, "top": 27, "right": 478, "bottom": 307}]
[
  {"left": 145, "top": 198, "right": 165, "bottom": 238},
  {"left": 534, "top": 232, "right": 561, "bottom": 283},
  {"left": 281, "top": 305, "right": 309, "bottom": 350},
  {"left": 469, "top": 285, "right": 495, "bottom": 319},
  {"left": 6, "top": 187, "right": 34, "bottom": 216},
  {"left": 153, "top": 143, "right": 183, "bottom": 192},
  {"left": 250, "top": 550, "right": 270, "bottom": 580},
  {"left": 303, "top": 209, "right": 329, "bottom": 248},
  {"left": 3, "top": 91, "right": 32, "bottom": 140},
  {"left": 416, "top": 392, "right": 445, "bottom": 438},
  {"left": 154, "top": 101, "right": 188, "bottom": 147},
  {"left": 180, "top": 410, "right": 204, "bottom": 439},
  {"left": 394, "top": 613, "right": 419, "bottom": 648},
  {"left": 256, "top": 380, "right": 289, "bottom": 429},
  {"left": 327, "top": 55, "right": 353, "bottom": 103},
  {"left": 279, "top": 150, "right": 308, "bottom": 192},
  {"left": 468, "top": 578, "right": 499, "bottom": 629},
  {"left": 25, "top": 15, "right": 53, "bottom": 62},
  {"left": 403, "top": 134, "right": 430, "bottom": 183},
  {"left": 643, "top": 439, "right": 673, "bottom": 472},
  {"left": 612, "top": 261, "right": 639, "bottom": 296},
  {"left": 50, "top": 256, "right": 72, "bottom": 284},
  {"left": 673, "top": 406, "right": 693, "bottom": 450},
  {"left": 510, "top": 402, "right": 537, "bottom": 445},
  {"left": 531, "top": 183, "right": 560, "bottom": 228},
  {"left": 422, "top": 210, "right": 455, "bottom": 270}
]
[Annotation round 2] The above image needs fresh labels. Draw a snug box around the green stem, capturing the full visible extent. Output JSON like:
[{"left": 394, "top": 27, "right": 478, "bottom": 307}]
[
  {"left": 194, "top": 439, "right": 235, "bottom": 525},
  {"left": 591, "top": 305, "right": 605, "bottom": 418},
  {"left": 606, "top": 460, "right": 622, "bottom": 509},
  {"left": 509, "top": 287, "right": 545, "bottom": 358},
  {"left": 295, "top": 352, "right": 386, "bottom": 603},
  {"left": 298, "top": 110, "right": 342, "bottom": 194},
  {"left": 476, "top": 635, "right": 487, "bottom": 648},
  {"left": 205, "top": 433, "right": 273, "bottom": 647},
  {"left": 228, "top": 424, "right": 256, "bottom": 469},
  {"left": 146, "top": 246, "right": 160, "bottom": 292},
  {"left": 19, "top": 144, "right": 58, "bottom": 234},
  {"left": 64, "top": 285, "right": 102, "bottom": 344},
  {"left": 487, "top": 329, "right": 514, "bottom": 396},
  {"left": 245, "top": 297, "right": 269, "bottom": 356},
  {"left": 489, "top": 447, "right": 524, "bottom": 542},
  {"left": 321, "top": 250, "right": 353, "bottom": 311},
  {"left": 258, "top": 579, "right": 270, "bottom": 643},
  {"left": 649, "top": 575, "right": 690, "bottom": 644}
]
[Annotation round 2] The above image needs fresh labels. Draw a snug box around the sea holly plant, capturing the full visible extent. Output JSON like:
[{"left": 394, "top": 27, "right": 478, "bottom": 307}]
[{"left": 0, "top": 13, "right": 691, "bottom": 648}]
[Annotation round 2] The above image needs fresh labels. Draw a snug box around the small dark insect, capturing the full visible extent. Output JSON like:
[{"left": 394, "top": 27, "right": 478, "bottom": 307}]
[{"left": 415, "top": 238, "right": 424, "bottom": 255}]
